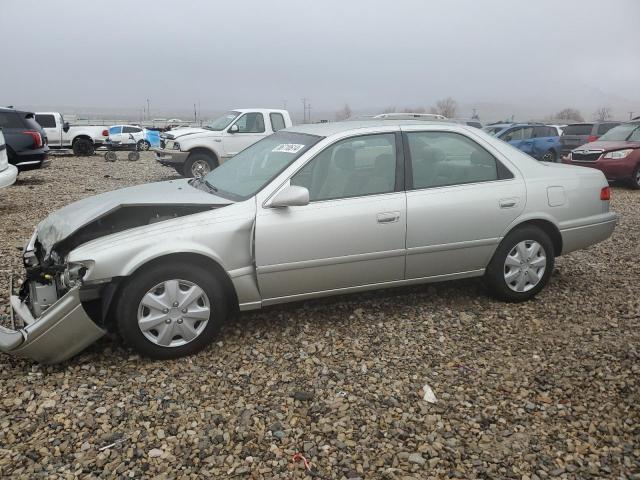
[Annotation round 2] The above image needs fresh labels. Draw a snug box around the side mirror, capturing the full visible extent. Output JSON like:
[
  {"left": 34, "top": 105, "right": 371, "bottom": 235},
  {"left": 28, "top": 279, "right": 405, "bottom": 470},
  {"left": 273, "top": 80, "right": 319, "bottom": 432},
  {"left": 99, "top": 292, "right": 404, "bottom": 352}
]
[
  {"left": 63, "top": 122, "right": 70, "bottom": 133},
  {"left": 228, "top": 124, "right": 239, "bottom": 134},
  {"left": 268, "top": 185, "right": 309, "bottom": 208}
]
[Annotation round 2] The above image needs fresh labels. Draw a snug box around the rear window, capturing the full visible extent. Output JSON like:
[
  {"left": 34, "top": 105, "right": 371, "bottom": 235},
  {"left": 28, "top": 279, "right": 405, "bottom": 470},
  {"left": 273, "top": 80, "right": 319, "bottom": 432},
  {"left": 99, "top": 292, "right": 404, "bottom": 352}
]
[
  {"left": 0, "top": 111, "right": 26, "bottom": 128},
  {"left": 270, "top": 113, "right": 286, "bottom": 132},
  {"left": 596, "top": 123, "right": 618, "bottom": 135},
  {"left": 562, "top": 124, "right": 593, "bottom": 136},
  {"left": 35, "top": 114, "right": 56, "bottom": 129}
]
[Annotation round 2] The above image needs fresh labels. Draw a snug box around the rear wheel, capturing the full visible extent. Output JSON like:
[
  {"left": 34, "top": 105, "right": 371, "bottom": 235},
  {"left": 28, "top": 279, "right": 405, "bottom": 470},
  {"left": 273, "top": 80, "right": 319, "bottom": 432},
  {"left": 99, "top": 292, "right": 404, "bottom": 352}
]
[
  {"left": 542, "top": 149, "right": 557, "bottom": 162},
  {"left": 104, "top": 151, "right": 117, "bottom": 162},
  {"left": 484, "top": 226, "right": 554, "bottom": 302},
  {"left": 73, "top": 138, "right": 95, "bottom": 156},
  {"left": 137, "top": 140, "right": 150, "bottom": 151},
  {"left": 128, "top": 151, "right": 140, "bottom": 161},
  {"left": 184, "top": 153, "right": 217, "bottom": 178},
  {"left": 116, "top": 262, "right": 228, "bottom": 359}
]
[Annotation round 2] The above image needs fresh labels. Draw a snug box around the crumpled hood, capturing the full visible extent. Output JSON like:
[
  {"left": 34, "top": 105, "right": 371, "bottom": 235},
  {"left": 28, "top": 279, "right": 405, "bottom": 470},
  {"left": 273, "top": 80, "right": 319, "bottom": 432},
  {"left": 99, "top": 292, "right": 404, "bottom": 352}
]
[
  {"left": 36, "top": 179, "right": 229, "bottom": 256},
  {"left": 166, "top": 127, "right": 219, "bottom": 140}
]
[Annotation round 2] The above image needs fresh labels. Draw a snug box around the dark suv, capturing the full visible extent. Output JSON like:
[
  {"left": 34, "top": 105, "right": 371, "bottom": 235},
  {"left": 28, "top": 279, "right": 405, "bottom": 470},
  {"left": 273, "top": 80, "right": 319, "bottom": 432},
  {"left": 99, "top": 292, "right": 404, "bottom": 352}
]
[
  {"left": 560, "top": 122, "right": 620, "bottom": 156},
  {"left": 0, "top": 108, "right": 49, "bottom": 172}
]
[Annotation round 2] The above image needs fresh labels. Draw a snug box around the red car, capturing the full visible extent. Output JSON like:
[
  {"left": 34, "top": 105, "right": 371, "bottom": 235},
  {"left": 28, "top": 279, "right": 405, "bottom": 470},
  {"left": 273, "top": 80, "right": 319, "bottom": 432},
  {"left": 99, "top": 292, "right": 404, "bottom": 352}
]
[{"left": 563, "top": 121, "right": 640, "bottom": 189}]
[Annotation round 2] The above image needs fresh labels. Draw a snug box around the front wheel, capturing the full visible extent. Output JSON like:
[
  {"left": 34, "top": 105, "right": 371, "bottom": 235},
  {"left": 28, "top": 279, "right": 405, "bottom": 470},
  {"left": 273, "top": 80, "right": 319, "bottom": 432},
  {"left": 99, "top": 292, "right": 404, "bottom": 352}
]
[
  {"left": 184, "top": 153, "right": 216, "bottom": 178},
  {"left": 137, "top": 140, "right": 150, "bottom": 151},
  {"left": 484, "top": 226, "right": 554, "bottom": 302},
  {"left": 104, "top": 151, "right": 117, "bottom": 162},
  {"left": 116, "top": 262, "right": 228, "bottom": 359},
  {"left": 542, "top": 149, "right": 557, "bottom": 162},
  {"left": 630, "top": 165, "right": 640, "bottom": 190},
  {"left": 128, "top": 151, "right": 140, "bottom": 161}
]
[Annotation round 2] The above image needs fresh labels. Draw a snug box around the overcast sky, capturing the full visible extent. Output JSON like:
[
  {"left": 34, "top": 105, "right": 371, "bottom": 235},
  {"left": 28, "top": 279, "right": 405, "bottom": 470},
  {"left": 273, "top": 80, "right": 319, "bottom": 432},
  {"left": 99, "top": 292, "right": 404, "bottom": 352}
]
[{"left": 1, "top": 0, "right": 639, "bottom": 121}]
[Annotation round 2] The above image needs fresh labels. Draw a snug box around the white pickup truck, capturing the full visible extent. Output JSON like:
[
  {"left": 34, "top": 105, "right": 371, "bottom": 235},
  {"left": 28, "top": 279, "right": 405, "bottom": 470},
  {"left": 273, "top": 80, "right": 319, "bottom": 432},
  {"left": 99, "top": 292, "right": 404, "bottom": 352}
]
[
  {"left": 35, "top": 112, "right": 108, "bottom": 156},
  {"left": 154, "top": 108, "right": 292, "bottom": 177}
]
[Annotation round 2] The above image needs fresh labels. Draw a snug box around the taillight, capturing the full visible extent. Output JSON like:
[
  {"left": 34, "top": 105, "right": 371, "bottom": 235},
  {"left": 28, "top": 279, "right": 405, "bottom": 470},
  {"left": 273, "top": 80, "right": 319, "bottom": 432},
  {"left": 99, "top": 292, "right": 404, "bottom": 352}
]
[
  {"left": 600, "top": 186, "right": 611, "bottom": 201},
  {"left": 23, "top": 130, "right": 43, "bottom": 149},
  {"left": 102, "top": 129, "right": 109, "bottom": 137},
  {"left": 587, "top": 135, "right": 598, "bottom": 143}
]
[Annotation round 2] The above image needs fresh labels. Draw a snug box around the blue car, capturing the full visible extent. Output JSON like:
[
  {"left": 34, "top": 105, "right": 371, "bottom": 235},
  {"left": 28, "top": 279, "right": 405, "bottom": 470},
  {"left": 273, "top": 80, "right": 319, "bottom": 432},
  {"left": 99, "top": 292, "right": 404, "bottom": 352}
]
[{"left": 483, "top": 123, "right": 561, "bottom": 162}]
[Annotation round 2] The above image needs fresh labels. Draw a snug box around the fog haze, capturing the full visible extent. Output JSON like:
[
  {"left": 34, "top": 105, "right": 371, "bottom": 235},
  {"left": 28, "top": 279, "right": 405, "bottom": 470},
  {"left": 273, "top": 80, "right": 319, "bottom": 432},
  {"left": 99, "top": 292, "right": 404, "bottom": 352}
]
[{"left": 1, "top": 0, "right": 639, "bottom": 121}]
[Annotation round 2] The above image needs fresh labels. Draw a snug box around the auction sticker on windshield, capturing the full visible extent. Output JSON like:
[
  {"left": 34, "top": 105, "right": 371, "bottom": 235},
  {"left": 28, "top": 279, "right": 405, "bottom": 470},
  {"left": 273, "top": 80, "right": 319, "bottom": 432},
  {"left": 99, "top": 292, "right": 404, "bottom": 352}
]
[{"left": 272, "top": 144, "right": 305, "bottom": 153}]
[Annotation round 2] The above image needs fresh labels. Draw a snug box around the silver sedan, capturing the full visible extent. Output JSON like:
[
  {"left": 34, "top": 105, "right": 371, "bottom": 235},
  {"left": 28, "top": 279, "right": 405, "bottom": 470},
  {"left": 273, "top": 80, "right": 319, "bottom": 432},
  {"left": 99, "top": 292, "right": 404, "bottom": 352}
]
[{"left": 2, "top": 121, "right": 617, "bottom": 363}]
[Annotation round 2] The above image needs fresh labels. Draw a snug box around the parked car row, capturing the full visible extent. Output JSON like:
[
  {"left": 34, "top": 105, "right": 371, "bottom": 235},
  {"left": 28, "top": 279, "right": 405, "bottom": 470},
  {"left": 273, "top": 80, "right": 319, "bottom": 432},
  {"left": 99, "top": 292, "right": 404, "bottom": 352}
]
[
  {"left": 483, "top": 123, "right": 562, "bottom": 162},
  {"left": 563, "top": 120, "right": 640, "bottom": 188}
]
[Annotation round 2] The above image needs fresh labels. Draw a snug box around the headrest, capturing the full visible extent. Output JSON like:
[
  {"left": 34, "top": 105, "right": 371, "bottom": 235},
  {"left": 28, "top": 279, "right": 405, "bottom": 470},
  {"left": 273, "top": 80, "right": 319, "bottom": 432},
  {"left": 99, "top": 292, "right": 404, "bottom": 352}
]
[
  {"left": 470, "top": 150, "right": 494, "bottom": 166},
  {"left": 334, "top": 147, "right": 355, "bottom": 170}
]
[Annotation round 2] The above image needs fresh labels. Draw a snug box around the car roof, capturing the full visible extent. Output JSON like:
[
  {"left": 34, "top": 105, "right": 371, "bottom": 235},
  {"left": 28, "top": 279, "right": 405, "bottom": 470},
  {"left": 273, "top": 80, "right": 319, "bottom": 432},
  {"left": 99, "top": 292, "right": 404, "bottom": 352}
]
[
  {"left": 0, "top": 107, "right": 33, "bottom": 115},
  {"left": 232, "top": 108, "right": 289, "bottom": 114},
  {"left": 284, "top": 119, "right": 465, "bottom": 136}
]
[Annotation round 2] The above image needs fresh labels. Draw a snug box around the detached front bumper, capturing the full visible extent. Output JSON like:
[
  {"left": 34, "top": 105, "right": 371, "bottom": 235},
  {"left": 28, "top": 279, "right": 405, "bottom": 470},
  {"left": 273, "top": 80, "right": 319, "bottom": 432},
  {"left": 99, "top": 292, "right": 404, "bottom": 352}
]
[
  {"left": 152, "top": 147, "right": 189, "bottom": 166},
  {"left": 0, "top": 164, "right": 18, "bottom": 189},
  {"left": 1, "top": 287, "right": 106, "bottom": 364}
]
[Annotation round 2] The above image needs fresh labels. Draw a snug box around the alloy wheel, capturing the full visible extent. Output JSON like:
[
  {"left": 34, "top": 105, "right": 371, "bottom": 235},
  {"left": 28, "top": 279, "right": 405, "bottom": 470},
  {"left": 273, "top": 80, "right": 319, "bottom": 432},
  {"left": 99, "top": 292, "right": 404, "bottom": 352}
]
[
  {"left": 137, "top": 279, "right": 211, "bottom": 347},
  {"left": 191, "top": 160, "right": 211, "bottom": 178},
  {"left": 503, "top": 240, "right": 547, "bottom": 292}
]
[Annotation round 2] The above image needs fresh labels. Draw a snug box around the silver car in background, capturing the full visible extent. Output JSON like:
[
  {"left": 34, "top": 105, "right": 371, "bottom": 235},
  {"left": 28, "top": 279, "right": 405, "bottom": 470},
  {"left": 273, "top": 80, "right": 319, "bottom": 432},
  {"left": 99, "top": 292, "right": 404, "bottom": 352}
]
[{"left": 1, "top": 121, "right": 617, "bottom": 363}]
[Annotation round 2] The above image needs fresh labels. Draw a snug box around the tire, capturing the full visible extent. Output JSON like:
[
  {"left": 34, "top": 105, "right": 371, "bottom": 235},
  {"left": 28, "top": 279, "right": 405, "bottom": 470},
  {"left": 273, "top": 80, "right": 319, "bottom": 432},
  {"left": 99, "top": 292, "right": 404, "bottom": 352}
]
[
  {"left": 115, "top": 262, "right": 228, "bottom": 360},
  {"left": 104, "top": 151, "right": 117, "bottom": 162},
  {"left": 137, "top": 140, "right": 150, "bottom": 151},
  {"left": 629, "top": 165, "right": 640, "bottom": 190},
  {"left": 128, "top": 151, "right": 140, "bottom": 161},
  {"left": 542, "top": 149, "right": 557, "bottom": 163},
  {"left": 72, "top": 138, "right": 95, "bottom": 156},
  {"left": 484, "top": 225, "right": 555, "bottom": 302},
  {"left": 184, "top": 153, "right": 217, "bottom": 178}
]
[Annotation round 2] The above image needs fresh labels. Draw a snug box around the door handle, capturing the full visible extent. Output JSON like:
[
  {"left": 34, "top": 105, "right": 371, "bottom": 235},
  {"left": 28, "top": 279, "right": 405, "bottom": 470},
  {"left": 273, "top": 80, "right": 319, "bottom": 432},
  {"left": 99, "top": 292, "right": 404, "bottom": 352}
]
[
  {"left": 499, "top": 198, "right": 518, "bottom": 208},
  {"left": 377, "top": 212, "right": 400, "bottom": 224}
]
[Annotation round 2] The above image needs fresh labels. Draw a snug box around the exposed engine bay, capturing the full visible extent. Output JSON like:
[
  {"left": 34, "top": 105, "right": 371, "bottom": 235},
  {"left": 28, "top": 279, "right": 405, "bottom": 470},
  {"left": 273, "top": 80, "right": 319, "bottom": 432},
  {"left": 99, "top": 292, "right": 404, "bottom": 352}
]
[{"left": 19, "top": 205, "right": 213, "bottom": 320}]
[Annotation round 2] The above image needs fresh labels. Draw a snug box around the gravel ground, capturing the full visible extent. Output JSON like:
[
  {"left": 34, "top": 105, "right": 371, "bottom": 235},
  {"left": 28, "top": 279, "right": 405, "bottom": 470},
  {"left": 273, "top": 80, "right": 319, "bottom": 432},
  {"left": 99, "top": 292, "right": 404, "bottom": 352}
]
[{"left": 0, "top": 153, "right": 638, "bottom": 479}]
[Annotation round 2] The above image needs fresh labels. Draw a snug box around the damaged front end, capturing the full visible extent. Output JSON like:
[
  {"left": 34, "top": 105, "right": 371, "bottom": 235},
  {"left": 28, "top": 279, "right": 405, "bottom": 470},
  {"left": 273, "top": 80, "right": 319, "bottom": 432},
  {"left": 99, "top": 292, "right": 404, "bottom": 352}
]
[{"left": 1, "top": 231, "right": 106, "bottom": 364}]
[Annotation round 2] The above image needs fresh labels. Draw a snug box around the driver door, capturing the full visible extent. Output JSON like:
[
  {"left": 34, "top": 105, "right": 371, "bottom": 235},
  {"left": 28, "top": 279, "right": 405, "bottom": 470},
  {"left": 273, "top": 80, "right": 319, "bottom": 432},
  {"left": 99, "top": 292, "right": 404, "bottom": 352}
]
[
  {"left": 222, "top": 112, "right": 266, "bottom": 158},
  {"left": 255, "top": 132, "right": 406, "bottom": 303}
]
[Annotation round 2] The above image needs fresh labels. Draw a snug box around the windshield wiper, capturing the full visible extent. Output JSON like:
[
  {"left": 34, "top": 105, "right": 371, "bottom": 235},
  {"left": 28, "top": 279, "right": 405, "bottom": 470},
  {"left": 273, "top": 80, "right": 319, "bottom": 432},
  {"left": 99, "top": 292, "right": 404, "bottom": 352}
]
[{"left": 203, "top": 179, "right": 218, "bottom": 192}]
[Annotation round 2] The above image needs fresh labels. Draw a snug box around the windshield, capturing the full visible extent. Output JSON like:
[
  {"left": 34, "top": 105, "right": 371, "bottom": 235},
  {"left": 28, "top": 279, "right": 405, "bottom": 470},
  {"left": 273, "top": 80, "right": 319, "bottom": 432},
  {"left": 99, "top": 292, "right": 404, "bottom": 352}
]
[
  {"left": 204, "top": 111, "right": 240, "bottom": 131},
  {"left": 200, "top": 131, "right": 323, "bottom": 200},
  {"left": 598, "top": 123, "right": 640, "bottom": 142},
  {"left": 482, "top": 126, "right": 505, "bottom": 136}
]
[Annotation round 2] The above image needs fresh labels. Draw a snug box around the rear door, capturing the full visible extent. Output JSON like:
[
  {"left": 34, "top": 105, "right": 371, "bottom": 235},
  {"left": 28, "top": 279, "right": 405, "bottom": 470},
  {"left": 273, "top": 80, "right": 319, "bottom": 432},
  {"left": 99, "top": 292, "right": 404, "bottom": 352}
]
[
  {"left": 560, "top": 124, "right": 593, "bottom": 154},
  {"left": 502, "top": 126, "right": 534, "bottom": 155},
  {"left": 35, "top": 114, "right": 60, "bottom": 147},
  {"left": 403, "top": 127, "right": 525, "bottom": 279},
  {"left": 532, "top": 126, "right": 559, "bottom": 161}
]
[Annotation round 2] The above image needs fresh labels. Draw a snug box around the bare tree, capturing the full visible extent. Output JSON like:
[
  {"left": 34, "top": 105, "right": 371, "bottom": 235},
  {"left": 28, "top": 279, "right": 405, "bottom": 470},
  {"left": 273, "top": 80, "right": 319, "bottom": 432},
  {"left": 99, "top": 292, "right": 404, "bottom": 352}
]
[
  {"left": 555, "top": 108, "right": 584, "bottom": 122},
  {"left": 335, "top": 103, "right": 353, "bottom": 121},
  {"left": 382, "top": 106, "right": 396, "bottom": 114},
  {"left": 401, "top": 106, "right": 426, "bottom": 113},
  {"left": 594, "top": 107, "right": 611, "bottom": 121},
  {"left": 431, "top": 97, "right": 458, "bottom": 118}
]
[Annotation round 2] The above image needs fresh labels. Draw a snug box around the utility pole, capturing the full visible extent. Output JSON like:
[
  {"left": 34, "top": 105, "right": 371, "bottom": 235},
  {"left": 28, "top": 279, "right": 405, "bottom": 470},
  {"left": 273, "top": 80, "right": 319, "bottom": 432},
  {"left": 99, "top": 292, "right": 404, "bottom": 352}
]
[
  {"left": 146, "top": 99, "right": 150, "bottom": 121},
  {"left": 307, "top": 103, "right": 312, "bottom": 123},
  {"left": 301, "top": 98, "right": 309, "bottom": 123},
  {"left": 283, "top": 99, "right": 287, "bottom": 110},
  {"left": 194, "top": 103, "right": 197, "bottom": 123},
  {"left": 629, "top": 111, "right": 634, "bottom": 120}
]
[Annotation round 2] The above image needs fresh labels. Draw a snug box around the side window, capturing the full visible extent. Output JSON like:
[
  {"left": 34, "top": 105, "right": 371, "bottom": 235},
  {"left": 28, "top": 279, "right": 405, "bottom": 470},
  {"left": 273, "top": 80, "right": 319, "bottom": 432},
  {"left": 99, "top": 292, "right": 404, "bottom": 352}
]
[
  {"left": 502, "top": 128, "right": 522, "bottom": 142},
  {"left": 407, "top": 131, "right": 500, "bottom": 189},
  {"left": 234, "top": 113, "right": 266, "bottom": 133},
  {"left": 291, "top": 133, "right": 396, "bottom": 201},
  {"left": 35, "top": 114, "right": 56, "bottom": 128},
  {"left": 123, "top": 126, "right": 139, "bottom": 133},
  {"left": 109, "top": 126, "right": 122, "bottom": 135},
  {"left": 597, "top": 123, "right": 617, "bottom": 135},
  {"left": 0, "top": 112, "right": 25, "bottom": 128},
  {"left": 270, "top": 113, "right": 286, "bottom": 132},
  {"left": 520, "top": 127, "right": 534, "bottom": 139}
]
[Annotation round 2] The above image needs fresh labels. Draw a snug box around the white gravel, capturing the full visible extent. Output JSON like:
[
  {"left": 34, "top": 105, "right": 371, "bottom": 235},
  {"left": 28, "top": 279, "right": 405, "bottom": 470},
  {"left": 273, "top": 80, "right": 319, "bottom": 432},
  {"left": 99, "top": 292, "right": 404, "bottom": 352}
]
[{"left": 0, "top": 153, "right": 638, "bottom": 478}]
